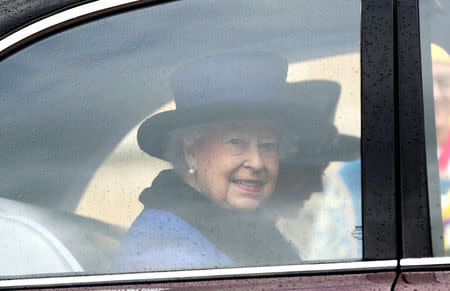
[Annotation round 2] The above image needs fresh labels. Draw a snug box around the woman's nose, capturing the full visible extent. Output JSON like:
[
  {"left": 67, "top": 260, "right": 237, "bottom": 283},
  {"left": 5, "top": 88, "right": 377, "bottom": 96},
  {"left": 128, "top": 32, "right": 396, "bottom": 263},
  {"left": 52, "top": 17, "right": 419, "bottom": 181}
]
[{"left": 243, "top": 142, "right": 264, "bottom": 171}]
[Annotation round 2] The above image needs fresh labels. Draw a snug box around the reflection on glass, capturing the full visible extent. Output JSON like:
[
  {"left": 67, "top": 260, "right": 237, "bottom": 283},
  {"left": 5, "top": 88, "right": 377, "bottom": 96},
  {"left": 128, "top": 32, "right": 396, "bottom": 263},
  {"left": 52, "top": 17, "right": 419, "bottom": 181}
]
[
  {"left": 420, "top": 0, "right": 450, "bottom": 257},
  {"left": 0, "top": 0, "right": 362, "bottom": 278},
  {"left": 111, "top": 54, "right": 360, "bottom": 271},
  {"left": 432, "top": 44, "right": 450, "bottom": 252}
]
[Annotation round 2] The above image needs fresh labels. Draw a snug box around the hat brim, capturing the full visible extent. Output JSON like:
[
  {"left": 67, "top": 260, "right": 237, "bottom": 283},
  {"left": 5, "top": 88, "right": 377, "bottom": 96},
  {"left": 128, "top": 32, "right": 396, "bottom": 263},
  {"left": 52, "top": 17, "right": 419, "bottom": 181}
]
[{"left": 137, "top": 100, "right": 359, "bottom": 164}]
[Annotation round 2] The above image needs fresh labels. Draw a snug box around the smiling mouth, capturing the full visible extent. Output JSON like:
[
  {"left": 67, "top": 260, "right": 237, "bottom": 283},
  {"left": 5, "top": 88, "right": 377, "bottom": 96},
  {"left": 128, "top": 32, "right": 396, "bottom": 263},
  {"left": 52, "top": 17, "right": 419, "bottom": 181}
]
[{"left": 232, "top": 179, "right": 263, "bottom": 193}]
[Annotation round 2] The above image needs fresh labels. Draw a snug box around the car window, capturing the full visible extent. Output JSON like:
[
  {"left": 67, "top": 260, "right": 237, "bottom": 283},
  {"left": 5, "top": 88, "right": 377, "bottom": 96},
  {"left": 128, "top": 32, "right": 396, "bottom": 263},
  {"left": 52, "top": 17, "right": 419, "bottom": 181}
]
[
  {"left": 420, "top": 0, "right": 450, "bottom": 257},
  {"left": 0, "top": 0, "right": 362, "bottom": 279}
]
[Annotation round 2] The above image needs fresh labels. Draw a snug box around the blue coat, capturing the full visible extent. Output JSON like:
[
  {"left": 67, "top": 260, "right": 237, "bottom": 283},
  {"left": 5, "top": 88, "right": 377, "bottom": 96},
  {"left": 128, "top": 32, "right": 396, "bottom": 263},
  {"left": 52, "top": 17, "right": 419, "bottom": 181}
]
[
  {"left": 112, "top": 170, "right": 301, "bottom": 272},
  {"left": 112, "top": 209, "right": 232, "bottom": 271}
]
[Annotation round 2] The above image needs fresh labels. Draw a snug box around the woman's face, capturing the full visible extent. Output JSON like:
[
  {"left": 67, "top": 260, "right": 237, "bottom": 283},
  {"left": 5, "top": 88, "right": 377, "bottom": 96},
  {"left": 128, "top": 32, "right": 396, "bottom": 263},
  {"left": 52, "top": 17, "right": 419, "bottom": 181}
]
[{"left": 185, "top": 121, "right": 280, "bottom": 210}]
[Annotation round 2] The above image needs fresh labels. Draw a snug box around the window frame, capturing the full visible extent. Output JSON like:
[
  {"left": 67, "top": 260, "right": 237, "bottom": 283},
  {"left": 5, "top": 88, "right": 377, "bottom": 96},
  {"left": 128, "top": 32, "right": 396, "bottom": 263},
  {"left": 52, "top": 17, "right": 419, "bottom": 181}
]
[
  {"left": 396, "top": 0, "right": 434, "bottom": 259},
  {"left": 397, "top": 0, "right": 450, "bottom": 272},
  {"left": 0, "top": 0, "right": 400, "bottom": 288},
  {"left": 361, "top": 0, "right": 398, "bottom": 260}
]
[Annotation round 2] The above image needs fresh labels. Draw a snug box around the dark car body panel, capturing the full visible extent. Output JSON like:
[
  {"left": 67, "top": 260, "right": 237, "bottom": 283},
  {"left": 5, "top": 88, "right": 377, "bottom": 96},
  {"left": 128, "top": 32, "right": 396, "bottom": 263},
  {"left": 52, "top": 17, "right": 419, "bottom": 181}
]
[{"left": 34, "top": 272, "right": 397, "bottom": 290}]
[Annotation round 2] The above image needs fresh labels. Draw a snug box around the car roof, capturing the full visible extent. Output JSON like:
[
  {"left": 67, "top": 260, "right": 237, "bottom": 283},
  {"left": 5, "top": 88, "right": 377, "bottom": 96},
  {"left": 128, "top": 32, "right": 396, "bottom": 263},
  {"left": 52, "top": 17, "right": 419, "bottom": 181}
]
[{"left": 0, "top": 0, "right": 92, "bottom": 39}]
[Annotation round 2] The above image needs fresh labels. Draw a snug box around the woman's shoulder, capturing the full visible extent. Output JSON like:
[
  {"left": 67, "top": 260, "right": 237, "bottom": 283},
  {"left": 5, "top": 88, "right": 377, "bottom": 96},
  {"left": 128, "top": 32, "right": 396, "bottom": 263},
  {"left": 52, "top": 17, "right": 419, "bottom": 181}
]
[
  {"left": 129, "top": 209, "right": 194, "bottom": 234},
  {"left": 111, "top": 209, "right": 232, "bottom": 272}
]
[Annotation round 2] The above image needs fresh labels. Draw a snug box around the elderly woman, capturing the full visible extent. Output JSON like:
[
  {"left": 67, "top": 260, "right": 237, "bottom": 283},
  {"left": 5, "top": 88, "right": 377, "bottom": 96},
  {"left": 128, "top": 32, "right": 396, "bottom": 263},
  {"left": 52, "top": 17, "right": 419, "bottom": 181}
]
[{"left": 112, "top": 53, "right": 356, "bottom": 271}]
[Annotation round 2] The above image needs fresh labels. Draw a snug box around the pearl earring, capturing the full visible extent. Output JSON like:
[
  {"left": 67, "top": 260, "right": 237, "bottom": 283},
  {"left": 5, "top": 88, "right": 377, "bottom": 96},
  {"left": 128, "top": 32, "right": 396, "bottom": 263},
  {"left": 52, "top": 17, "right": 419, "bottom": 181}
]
[{"left": 188, "top": 168, "right": 195, "bottom": 174}]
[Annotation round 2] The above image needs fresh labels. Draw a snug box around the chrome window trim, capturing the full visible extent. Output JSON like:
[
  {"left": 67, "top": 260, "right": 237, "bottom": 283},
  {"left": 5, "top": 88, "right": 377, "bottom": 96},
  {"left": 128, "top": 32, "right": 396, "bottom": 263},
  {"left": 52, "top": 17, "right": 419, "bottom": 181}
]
[
  {"left": 0, "top": 260, "right": 397, "bottom": 289},
  {"left": 0, "top": 0, "right": 146, "bottom": 54},
  {"left": 401, "top": 257, "right": 450, "bottom": 267}
]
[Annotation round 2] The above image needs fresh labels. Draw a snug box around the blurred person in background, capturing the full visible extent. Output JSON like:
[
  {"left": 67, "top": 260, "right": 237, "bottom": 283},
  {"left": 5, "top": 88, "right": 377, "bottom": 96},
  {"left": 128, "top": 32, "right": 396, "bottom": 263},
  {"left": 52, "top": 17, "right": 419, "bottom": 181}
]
[{"left": 431, "top": 43, "right": 450, "bottom": 252}]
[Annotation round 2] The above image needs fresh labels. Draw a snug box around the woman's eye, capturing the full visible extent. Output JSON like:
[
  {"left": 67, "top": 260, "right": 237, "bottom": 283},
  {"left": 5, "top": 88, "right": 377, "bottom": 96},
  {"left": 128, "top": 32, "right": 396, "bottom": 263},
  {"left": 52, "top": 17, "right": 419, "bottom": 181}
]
[{"left": 228, "top": 138, "right": 243, "bottom": 145}]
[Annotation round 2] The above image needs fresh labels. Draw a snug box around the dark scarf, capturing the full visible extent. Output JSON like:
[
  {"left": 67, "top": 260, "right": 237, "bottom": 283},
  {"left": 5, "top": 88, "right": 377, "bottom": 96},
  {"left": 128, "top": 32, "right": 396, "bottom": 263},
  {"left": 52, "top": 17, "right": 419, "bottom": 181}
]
[{"left": 139, "top": 170, "right": 302, "bottom": 267}]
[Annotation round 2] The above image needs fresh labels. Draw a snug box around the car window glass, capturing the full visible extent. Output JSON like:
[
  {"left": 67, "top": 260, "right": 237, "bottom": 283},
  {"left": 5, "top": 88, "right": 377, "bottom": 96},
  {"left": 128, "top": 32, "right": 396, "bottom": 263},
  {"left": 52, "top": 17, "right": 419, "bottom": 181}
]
[
  {"left": 420, "top": 0, "right": 450, "bottom": 256},
  {"left": 0, "top": 0, "right": 361, "bottom": 277}
]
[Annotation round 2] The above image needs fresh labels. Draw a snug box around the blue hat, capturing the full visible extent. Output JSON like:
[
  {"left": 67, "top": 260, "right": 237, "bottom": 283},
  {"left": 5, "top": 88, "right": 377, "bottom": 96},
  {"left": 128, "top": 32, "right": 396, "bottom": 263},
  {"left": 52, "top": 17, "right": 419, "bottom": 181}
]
[{"left": 137, "top": 53, "right": 359, "bottom": 163}]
